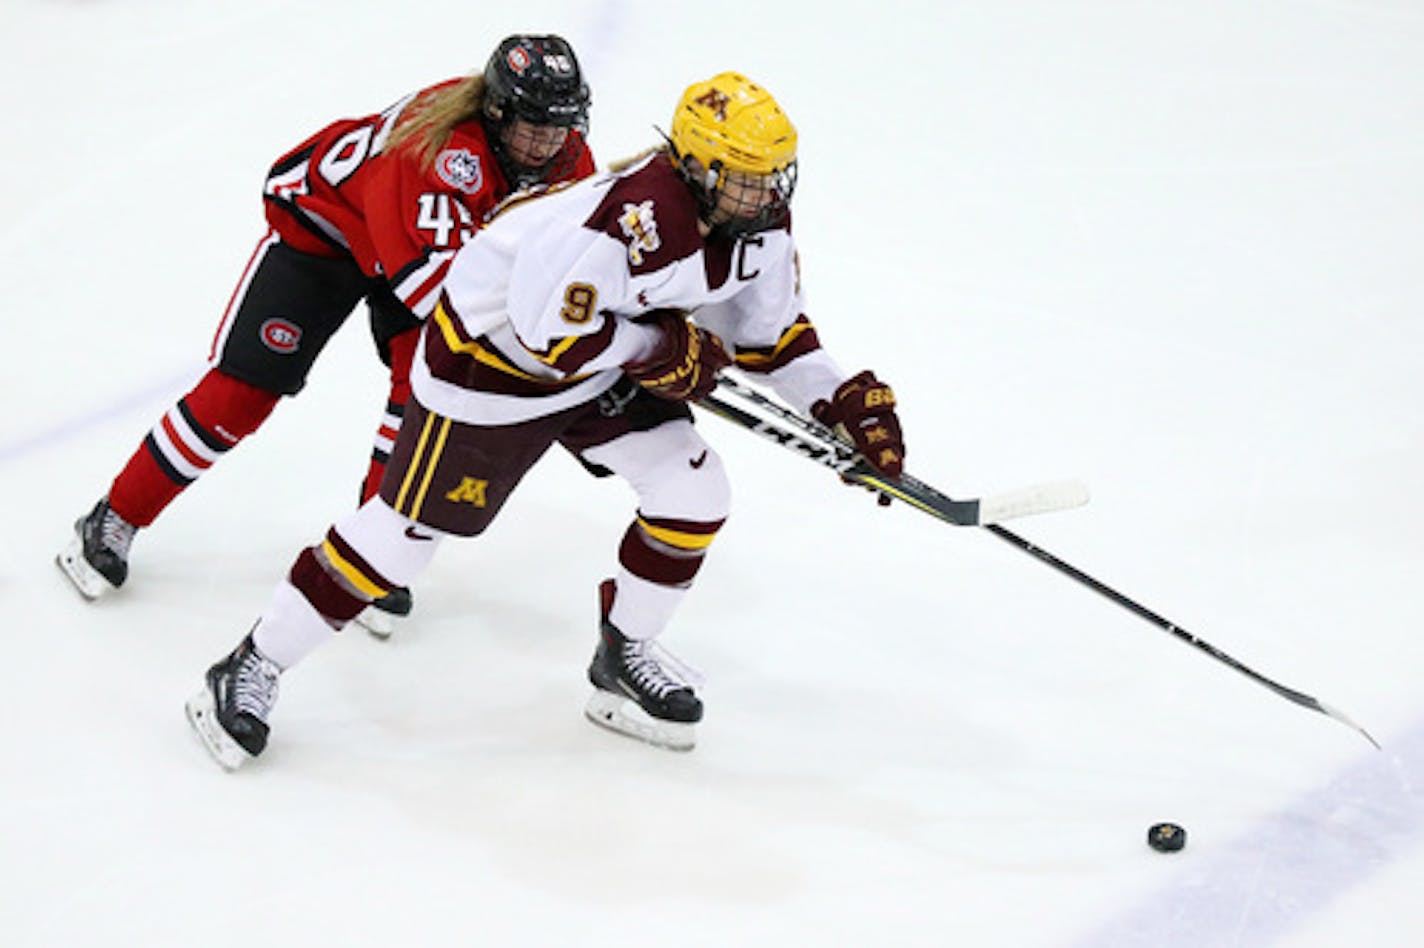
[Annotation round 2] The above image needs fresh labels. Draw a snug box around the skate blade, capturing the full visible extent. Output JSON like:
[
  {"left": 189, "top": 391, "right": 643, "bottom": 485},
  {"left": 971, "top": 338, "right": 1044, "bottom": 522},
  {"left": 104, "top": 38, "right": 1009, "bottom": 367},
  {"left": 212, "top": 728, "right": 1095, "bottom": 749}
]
[
  {"left": 354, "top": 606, "right": 395, "bottom": 640},
  {"left": 55, "top": 535, "right": 112, "bottom": 601},
  {"left": 584, "top": 689, "right": 696, "bottom": 752},
  {"left": 184, "top": 687, "right": 252, "bottom": 772}
]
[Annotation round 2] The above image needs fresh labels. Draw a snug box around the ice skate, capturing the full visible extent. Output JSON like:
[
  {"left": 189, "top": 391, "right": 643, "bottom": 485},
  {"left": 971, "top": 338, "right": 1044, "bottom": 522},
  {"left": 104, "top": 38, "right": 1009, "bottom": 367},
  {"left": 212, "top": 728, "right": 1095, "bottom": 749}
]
[
  {"left": 56, "top": 497, "right": 137, "bottom": 600},
  {"left": 185, "top": 631, "right": 282, "bottom": 771},
  {"left": 584, "top": 580, "right": 702, "bottom": 751},
  {"left": 355, "top": 586, "right": 413, "bottom": 640}
]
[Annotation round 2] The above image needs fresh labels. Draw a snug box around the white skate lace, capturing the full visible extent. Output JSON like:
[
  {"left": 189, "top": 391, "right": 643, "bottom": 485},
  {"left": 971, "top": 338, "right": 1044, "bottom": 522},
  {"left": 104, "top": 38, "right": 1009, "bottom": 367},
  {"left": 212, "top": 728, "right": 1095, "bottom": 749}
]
[
  {"left": 99, "top": 506, "right": 136, "bottom": 558},
  {"left": 622, "top": 640, "right": 704, "bottom": 698},
  {"left": 234, "top": 649, "right": 281, "bottom": 720}
]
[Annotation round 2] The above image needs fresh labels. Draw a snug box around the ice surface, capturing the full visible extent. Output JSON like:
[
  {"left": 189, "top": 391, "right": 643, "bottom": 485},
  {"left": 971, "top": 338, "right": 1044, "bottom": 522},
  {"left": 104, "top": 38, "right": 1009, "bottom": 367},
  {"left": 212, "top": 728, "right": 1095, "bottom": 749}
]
[{"left": 3, "top": 1, "right": 1422, "bottom": 945}]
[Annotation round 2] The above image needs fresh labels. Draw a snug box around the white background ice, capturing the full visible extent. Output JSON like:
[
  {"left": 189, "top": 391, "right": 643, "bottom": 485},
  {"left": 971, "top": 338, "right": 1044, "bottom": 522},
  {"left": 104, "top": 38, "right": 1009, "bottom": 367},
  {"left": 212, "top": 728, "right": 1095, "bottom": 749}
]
[{"left": 2, "top": 1, "right": 1421, "bottom": 945}]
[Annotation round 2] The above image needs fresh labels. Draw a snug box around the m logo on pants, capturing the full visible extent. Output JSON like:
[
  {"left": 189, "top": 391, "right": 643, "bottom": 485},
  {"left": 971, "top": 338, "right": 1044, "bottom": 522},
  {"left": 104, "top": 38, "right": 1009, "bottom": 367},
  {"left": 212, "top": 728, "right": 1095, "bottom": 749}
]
[{"left": 445, "top": 477, "right": 488, "bottom": 507}]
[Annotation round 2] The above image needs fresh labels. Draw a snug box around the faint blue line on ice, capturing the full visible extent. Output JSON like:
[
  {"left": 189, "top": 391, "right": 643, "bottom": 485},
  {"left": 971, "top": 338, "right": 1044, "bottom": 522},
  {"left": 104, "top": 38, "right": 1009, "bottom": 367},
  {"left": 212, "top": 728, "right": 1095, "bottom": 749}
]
[
  {"left": 1071, "top": 719, "right": 1424, "bottom": 947},
  {"left": 0, "top": 365, "right": 198, "bottom": 465}
]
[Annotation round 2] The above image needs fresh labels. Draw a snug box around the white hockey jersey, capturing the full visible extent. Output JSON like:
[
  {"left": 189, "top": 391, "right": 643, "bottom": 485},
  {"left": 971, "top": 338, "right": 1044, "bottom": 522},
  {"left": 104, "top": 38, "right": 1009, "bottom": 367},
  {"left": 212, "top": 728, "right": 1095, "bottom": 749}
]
[{"left": 412, "top": 149, "right": 846, "bottom": 425}]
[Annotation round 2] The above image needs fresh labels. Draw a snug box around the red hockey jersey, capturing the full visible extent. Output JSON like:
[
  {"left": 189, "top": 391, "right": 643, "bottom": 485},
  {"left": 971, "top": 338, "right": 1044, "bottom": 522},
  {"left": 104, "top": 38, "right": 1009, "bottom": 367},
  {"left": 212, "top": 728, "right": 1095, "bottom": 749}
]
[{"left": 261, "top": 80, "right": 596, "bottom": 320}]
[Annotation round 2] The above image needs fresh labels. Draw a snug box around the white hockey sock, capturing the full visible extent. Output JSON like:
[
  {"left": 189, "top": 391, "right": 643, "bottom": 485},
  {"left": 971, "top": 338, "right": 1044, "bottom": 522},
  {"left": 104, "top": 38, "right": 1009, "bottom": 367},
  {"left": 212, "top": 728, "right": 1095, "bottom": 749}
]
[
  {"left": 609, "top": 570, "right": 688, "bottom": 641},
  {"left": 251, "top": 579, "right": 337, "bottom": 670},
  {"left": 332, "top": 496, "right": 444, "bottom": 587}
]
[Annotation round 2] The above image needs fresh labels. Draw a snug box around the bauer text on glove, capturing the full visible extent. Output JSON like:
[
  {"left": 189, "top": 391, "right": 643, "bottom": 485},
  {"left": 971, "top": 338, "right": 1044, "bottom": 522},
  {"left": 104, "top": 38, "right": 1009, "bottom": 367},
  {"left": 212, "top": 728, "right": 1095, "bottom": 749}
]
[
  {"left": 812, "top": 370, "right": 905, "bottom": 478},
  {"left": 624, "top": 310, "right": 732, "bottom": 402}
]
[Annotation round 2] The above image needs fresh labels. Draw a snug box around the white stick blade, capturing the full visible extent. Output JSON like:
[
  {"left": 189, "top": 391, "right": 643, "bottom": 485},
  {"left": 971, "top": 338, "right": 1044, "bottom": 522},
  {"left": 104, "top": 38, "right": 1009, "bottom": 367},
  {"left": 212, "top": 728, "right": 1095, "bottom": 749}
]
[{"left": 977, "top": 480, "right": 1090, "bottom": 525}]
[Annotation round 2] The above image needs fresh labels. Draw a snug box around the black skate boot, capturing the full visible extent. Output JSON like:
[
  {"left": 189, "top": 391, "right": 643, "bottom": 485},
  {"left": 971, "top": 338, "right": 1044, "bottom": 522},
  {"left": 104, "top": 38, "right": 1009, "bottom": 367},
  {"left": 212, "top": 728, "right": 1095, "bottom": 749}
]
[
  {"left": 55, "top": 497, "right": 137, "bottom": 600},
  {"left": 585, "top": 579, "right": 702, "bottom": 751},
  {"left": 185, "top": 631, "right": 282, "bottom": 771},
  {"left": 355, "top": 586, "right": 414, "bottom": 640}
]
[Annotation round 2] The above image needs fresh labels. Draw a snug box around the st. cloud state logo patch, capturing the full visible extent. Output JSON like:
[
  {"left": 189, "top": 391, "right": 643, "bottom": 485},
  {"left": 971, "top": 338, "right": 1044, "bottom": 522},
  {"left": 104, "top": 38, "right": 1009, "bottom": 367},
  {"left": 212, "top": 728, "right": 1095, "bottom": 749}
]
[
  {"left": 260, "top": 318, "right": 301, "bottom": 354},
  {"left": 436, "top": 148, "right": 484, "bottom": 194}
]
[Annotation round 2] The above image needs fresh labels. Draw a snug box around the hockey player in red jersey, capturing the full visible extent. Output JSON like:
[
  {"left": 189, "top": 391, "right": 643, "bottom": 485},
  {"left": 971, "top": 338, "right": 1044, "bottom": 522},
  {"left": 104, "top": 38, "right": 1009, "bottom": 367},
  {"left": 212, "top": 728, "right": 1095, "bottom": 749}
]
[
  {"left": 57, "top": 35, "right": 595, "bottom": 636},
  {"left": 185, "top": 72, "right": 907, "bottom": 767}
]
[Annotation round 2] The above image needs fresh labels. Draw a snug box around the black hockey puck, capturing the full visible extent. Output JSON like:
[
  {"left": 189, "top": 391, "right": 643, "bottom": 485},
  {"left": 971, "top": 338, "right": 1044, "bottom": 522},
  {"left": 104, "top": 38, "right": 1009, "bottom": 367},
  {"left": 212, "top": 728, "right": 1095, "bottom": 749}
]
[{"left": 1147, "top": 822, "right": 1186, "bottom": 852}]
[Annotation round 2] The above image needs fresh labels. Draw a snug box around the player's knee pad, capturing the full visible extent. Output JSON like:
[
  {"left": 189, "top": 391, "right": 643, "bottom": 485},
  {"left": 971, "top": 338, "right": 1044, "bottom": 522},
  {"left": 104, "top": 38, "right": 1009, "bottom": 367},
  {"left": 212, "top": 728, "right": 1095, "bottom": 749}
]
[
  {"left": 640, "top": 446, "right": 731, "bottom": 525},
  {"left": 586, "top": 421, "right": 732, "bottom": 524}
]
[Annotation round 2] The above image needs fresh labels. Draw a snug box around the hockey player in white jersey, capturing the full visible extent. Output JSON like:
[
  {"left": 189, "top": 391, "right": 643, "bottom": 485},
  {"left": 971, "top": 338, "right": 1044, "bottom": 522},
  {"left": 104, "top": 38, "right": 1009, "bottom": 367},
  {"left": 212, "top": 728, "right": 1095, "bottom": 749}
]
[{"left": 186, "top": 72, "right": 907, "bottom": 767}]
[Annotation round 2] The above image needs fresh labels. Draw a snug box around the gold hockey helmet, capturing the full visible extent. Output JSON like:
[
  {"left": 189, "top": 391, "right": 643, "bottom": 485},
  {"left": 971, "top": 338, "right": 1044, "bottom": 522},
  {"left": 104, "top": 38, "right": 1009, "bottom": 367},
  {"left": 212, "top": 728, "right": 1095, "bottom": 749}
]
[{"left": 668, "top": 72, "right": 798, "bottom": 234}]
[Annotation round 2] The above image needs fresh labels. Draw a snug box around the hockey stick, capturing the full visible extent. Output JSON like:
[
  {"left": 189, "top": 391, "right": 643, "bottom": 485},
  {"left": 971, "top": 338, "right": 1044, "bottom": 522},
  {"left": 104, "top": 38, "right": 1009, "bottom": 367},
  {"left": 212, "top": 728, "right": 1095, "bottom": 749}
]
[
  {"left": 980, "top": 524, "right": 1380, "bottom": 748},
  {"left": 699, "top": 376, "right": 1089, "bottom": 527},
  {"left": 701, "top": 375, "right": 1379, "bottom": 749}
]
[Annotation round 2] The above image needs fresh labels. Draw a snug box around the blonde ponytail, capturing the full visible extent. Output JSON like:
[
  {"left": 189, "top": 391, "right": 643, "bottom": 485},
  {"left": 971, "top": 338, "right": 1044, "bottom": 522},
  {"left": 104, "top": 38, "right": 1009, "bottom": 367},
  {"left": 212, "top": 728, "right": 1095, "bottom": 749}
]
[{"left": 383, "top": 75, "right": 486, "bottom": 171}]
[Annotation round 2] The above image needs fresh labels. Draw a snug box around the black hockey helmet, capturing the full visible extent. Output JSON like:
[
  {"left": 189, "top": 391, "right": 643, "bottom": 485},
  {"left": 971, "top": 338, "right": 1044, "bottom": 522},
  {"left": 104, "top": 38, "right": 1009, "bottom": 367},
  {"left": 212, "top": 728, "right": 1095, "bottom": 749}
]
[{"left": 482, "top": 34, "right": 591, "bottom": 131}]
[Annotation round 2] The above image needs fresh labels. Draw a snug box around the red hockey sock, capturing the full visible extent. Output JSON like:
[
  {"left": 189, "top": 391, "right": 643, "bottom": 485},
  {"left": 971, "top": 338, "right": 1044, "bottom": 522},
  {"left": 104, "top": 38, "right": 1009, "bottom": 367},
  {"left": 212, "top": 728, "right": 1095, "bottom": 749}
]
[{"left": 108, "top": 369, "right": 280, "bottom": 526}]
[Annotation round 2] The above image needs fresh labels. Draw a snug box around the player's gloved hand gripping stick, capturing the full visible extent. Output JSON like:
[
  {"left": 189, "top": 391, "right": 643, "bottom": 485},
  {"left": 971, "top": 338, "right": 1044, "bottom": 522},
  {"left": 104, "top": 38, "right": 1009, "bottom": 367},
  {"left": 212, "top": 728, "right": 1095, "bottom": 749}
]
[{"left": 699, "top": 372, "right": 1089, "bottom": 527}]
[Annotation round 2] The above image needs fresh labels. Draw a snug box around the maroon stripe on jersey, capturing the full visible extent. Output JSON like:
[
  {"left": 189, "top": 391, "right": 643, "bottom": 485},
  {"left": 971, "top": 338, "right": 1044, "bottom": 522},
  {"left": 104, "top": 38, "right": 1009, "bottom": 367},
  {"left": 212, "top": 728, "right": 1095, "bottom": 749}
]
[
  {"left": 289, "top": 547, "right": 370, "bottom": 625},
  {"left": 524, "top": 317, "right": 618, "bottom": 376},
  {"left": 583, "top": 153, "right": 704, "bottom": 276},
  {"left": 704, "top": 236, "right": 735, "bottom": 291},
  {"left": 702, "top": 228, "right": 792, "bottom": 291},
  {"left": 426, "top": 312, "right": 592, "bottom": 398},
  {"left": 734, "top": 315, "right": 824, "bottom": 375}
]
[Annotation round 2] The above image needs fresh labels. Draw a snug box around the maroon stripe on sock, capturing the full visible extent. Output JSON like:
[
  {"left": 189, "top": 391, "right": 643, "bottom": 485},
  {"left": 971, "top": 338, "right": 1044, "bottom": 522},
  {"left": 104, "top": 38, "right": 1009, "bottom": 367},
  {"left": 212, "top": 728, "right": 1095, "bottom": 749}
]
[
  {"left": 289, "top": 547, "right": 370, "bottom": 624},
  {"left": 324, "top": 528, "right": 397, "bottom": 594},
  {"left": 618, "top": 524, "right": 705, "bottom": 586},
  {"left": 639, "top": 513, "right": 726, "bottom": 538}
]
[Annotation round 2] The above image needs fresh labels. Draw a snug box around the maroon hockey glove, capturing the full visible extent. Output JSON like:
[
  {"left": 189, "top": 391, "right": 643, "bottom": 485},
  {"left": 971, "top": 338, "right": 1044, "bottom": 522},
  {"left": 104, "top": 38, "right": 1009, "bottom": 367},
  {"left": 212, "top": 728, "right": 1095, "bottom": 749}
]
[
  {"left": 625, "top": 309, "right": 732, "bottom": 402},
  {"left": 813, "top": 371, "right": 905, "bottom": 498}
]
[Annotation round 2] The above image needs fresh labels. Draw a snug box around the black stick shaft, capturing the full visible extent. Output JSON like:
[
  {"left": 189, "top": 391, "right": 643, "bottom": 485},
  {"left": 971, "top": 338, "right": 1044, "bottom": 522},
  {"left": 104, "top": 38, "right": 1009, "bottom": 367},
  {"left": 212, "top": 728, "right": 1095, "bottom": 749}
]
[{"left": 984, "top": 523, "right": 1379, "bottom": 748}]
